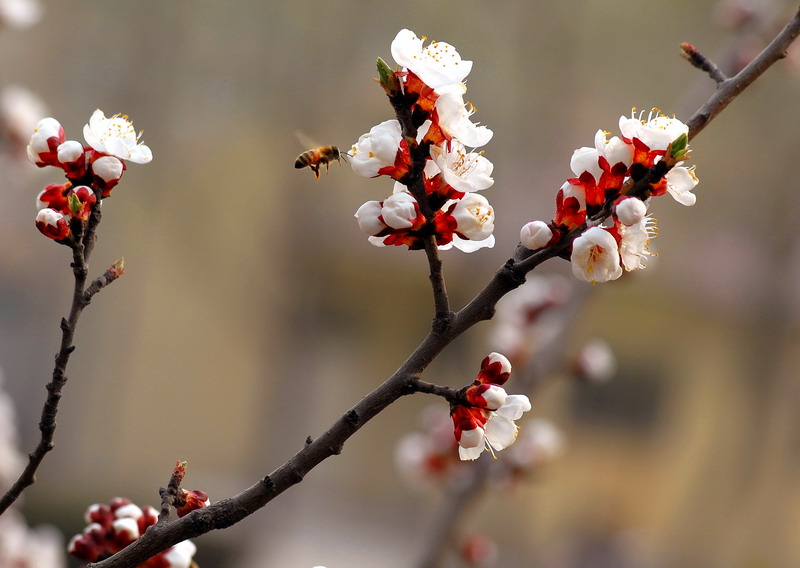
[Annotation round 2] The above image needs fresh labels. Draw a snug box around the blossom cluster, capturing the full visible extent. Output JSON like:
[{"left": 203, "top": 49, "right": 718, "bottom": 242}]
[
  {"left": 67, "top": 498, "right": 198, "bottom": 567},
  {"left": 451, "top": 353, "right": 531, "bottom": 461},
  {"left": 520, "top": 109, "right": 699, "bottom": 283},
  {"left": 352, "top": 29, "right": 496, "bottom": 252},
  {"left": 28, "top": 109, "right": 151, "bottom": 241}
]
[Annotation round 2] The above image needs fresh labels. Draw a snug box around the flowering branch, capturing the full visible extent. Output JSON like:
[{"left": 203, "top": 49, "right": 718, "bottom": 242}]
[
  {"left": 87, "top": 10, "right": 800, "bottom": 567},
  {"left": 415, "top": 286, "right": 589, "bottom": 567},
  {"left": 0, "top": 111, "right": 151, "bottom": 516}
]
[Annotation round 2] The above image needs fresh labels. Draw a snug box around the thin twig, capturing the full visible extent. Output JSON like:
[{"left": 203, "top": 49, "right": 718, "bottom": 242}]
[
  {"left": 158, "top": 461, "right": 188, "bottom": 524},
  {"left": 686, "top": 5, "right": 800, "bottom": 139},
  {"left": 680, "top": 42, "right": 728, "bottom": 84},
  {"left": 411, "top": 379, "right": 461, "bottom": 403},
  {"left": 0, "top": 220, "right": 121, "bottom": 514},
  {"left": 88, "top": 9, "right": 800, "bottom": 566}
]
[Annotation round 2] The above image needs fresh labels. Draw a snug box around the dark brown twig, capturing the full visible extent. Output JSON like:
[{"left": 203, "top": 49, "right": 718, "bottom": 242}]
[
  {"left": 0, "top": 226, "right": 122, "bottom": 515},
  {"left": 158, "top": 461, "right": 188, "bottom": 524},
  {"left": 686, "top": 5, "right": 800, "bottom": 139},
  {"left": 88, "top": 8, "right": 800, "bottom": 566},
  {"left": 411, "top": 379, "right": 461, "bottom": 404},
  {"left": 681, "top": 42, "right": 728, "bottom": 84}
]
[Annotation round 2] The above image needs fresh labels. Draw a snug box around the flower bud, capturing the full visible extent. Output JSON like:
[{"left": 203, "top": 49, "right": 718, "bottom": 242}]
[
  {"left": 477, "top": 352, "right": 512, "bottom": 385},
  {"left": 176, "top": 489, "right": 210, "bottom": 518},
  {"left": 26, "top": 117, "right": 64, "bottom": 167},
  {"left": 69, "top": 185, "right": 97, "bottom": 221},
  {"left": 36, "top": 182, "right": 71, "bottom": 212},
  {"left": 520, "top": 220, "right": 553, "bottom": 250},
  {"left": 35, "top": 208, "right": 70, "bottom": 240},
  {"left": 381, "top": 192, "right": 419, "bottom": 230},
  {"left": 57, "top": 140, "right": 87, "bottom": 178},
  {"left": 354, "top": 200, "right": 387, "bottom": 235},
  {"left": 466, "top": 383, "right": 508, "bottom": 410},
  {"left": 91, "top": 155, "right": 125, "bottom": 196},
  {"left": 614, "top": 196, "right": 647, "bottom": 226}
]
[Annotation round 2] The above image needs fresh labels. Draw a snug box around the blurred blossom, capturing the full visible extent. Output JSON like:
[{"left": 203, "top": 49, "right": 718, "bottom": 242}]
[
  {"left": 0, "top": 370, "right": 65, "bottom": 568},
  {"left": 573, "top": 338, "right": 617, "bottom": 383},
  {"left": 0, "top": 368, "right": 25, "bottom": 489},
  {"left": 395, "top": 406, "right": 459, "bottom": 486},
  {"left": 0, "top": 85, "right": 48, "bottom": 152},
  {"left": 459, "top": 533, "right": 499, "bottom": 567},
  {"left": 489, "top": 274, "right": 572, "bottom": 364},
  {"left": 506, "top": 418, "right": 566, "bottom": 471},
  {"left": 0, "top": 0, "right": 42, "bottom": 28},
  {"left": 0, "top": 509, "right": 65, "bottom": 568}
]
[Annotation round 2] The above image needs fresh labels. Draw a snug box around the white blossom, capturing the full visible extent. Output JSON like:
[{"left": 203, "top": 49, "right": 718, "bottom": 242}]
[
  {"left": 0, "top": 0, "right": 42, "bottom": 28},
  {"left": 431, "top": 140, "right": 494, "bottom": 193},
  {"left": 0, "top": 85, "right": 47, "bottom": 143},
  {"left": 459, "top": 395, "right": 532, "bottom": 461},
  {"left": 571, "top": 226, "right": 623, "bottom": 283},
  {"left": 83, "top": 109, "right": 152, "bottom": 164},
  {"left": 390, "top": 29, "right": 472, "bottom": 89},
  {"left": 434, "top": 84, "right": 493, "bottom": 148},
  {"left": 665, "top": 165, "right": 699, "bottom": 206},
  {"left": 449, "top": 192, "right": 494, "bottom": 241},
  {"left": 619, "top": 109, "right": 688, "bottom": 151},
  {"left": 349, "top": 119, "right": 403, "bottom": 178},
  {"left": 619, "top": 216, "right": 657, "bottom": 271}
]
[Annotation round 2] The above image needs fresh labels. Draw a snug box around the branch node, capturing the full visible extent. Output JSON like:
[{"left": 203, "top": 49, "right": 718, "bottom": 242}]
[
  {"left": 344, "top": 409, "right": 360, "bottom": 426},
  {"left": 261, "top": 475, "right": 276, "bottom": 492},
  {"left": 431, "top": 311, "right": 455, "bottom": 335},
  {"left": 305, "top": 435, "right": 313, "bottom": 446}
]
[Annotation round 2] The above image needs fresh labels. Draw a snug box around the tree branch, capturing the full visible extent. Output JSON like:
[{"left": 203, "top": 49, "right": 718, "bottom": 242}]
[
  {"left": 0, "top": 220, "right": 121, "bottom": 514},
  {"left": 686, "top": 5, "right": 800, "bottom": 139},
  {"left": 88, "top": 9, "right": 800, "bottom": 566}
]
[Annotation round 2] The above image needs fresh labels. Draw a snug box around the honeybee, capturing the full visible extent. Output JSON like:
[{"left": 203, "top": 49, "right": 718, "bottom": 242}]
[{"left": 294, "top": 145, "right": 344, "bottom": 179}]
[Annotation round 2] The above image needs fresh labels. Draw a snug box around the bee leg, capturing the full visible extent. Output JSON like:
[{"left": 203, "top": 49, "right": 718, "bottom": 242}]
[{"left": 311, "top": 164, "right": 320, "bottom": 179}]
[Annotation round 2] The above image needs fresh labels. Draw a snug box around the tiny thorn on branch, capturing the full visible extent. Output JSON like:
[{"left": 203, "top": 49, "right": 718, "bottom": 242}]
[
  {"left": 305, "top": 436, "right": 313, "bottom": 446},
  {"left": 680, "top": 42, "right": 728, "bottom": 84}
]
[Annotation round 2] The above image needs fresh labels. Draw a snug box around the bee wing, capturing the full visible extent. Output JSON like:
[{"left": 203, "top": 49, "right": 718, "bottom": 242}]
[{"left": 294, "top": 130, "right": 321, "bottom": 150}]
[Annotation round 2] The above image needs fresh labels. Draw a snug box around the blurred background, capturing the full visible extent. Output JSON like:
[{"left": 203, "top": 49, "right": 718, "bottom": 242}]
[{"left": 1, "top": 0, "right": 800, "bottom": 566}]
